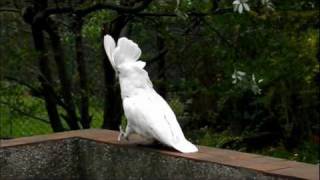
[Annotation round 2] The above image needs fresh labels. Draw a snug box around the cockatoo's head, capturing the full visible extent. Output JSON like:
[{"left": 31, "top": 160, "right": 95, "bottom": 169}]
[
  {"left": 104, "top": 34, "right": 142, "bottom": 75},
  {"left": 103, "top": 34, "right": 149, "bottom": 84},
  {"left": 117, "top": 61, "right": 146, "bottom": 78},
  {"left": 117, "top": 61, "right": 153, "bottom": 91}
]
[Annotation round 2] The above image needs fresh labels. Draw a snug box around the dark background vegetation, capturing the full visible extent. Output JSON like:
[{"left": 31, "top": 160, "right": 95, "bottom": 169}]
[{"left": 0, "top": 0, "right": 319, "bottom": 164}]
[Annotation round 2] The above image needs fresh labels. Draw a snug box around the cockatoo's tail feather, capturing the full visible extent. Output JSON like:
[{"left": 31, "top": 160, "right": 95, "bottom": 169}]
[
  {"left": 172, "top": 139, "right": 198, "bottom": 153},
  {"left": 118, "top": 38, "right": 141, "bottom": 60}
]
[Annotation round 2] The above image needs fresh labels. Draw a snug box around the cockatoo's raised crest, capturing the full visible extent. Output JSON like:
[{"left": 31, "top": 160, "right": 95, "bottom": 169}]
[
  {"left": 103, "top": 34, "right": 198, "bottom": 153},
  {"left": 103, "top": 35, "right": 116, "bottom": 69}
]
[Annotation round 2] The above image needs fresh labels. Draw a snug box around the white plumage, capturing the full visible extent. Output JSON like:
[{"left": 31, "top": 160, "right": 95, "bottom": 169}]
[{"left": 103, "top": 35, "right": 198, "bottom": 153}]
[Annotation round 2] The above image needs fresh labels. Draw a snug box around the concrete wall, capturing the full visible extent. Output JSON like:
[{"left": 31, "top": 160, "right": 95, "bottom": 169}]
[
  {"left": 78, "top": 139, "right": 283, "bottom": 180},
  {"left": 0, "top": 138, "right": 289, "bottom": 180},
  {"left": 0, "top": 139, "right": 80, "bottom": 179},
  {"left": 0, "top": 129, "right": 318, "bottom": 180}
]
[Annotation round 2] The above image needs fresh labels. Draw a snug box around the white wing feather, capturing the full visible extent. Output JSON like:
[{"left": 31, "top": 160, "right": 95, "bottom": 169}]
[{"left": 123, "top": 91, "right": 198, "bottom": 153}]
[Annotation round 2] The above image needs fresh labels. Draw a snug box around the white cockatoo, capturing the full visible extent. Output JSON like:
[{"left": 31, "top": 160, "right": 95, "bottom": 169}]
[{"left": 103, "top": 34, "right": 198, "bottom": 153}]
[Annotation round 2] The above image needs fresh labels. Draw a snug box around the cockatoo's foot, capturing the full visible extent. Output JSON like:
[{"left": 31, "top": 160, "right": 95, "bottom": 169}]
[
  {"left": 118, "top": 125, "right": 125, "bottom": 141},
  {"left": 118, "top": 125, "right": 130, "bottom": 141}
]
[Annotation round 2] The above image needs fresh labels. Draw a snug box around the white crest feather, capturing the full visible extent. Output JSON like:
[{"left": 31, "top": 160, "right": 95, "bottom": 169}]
[
  {"left": 103, "top": 35, "right": 116, "bottom": 69},
  {"left": 113, "top": 37, "right": 141, "bottom": 68}
]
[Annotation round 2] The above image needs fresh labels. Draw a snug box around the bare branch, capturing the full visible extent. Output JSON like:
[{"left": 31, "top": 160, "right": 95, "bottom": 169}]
[
  {"left": 75, "top": 0, "right": 153, "bottom": 17},
  {"left": 32, "top": 0, "right": 153, "bottom": 21},
  {"left": 4, "top": 75, "right": 68, "bottom": 110},
  {"left": 0, "top": 8, "right": 20, "bottom": 13},
  {"left": 203, "top": 20, "right": 234, "bottom": 48},
  {"left": 0, "top": 101, "right": 50, "bottom": 124},
  {"left": 136, "top": 8, "right": 233, "bottom": 17},
  {"left": 4, "top": 76, "right": 42, "bottom": 96},
  {"left": 146, "top": 47, "right": 168, "bottom": 66}
]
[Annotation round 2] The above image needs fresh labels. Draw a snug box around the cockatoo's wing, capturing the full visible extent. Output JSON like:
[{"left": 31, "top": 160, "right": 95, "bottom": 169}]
[
  {"left": 151, "top": 91, "right": 184, "bottom": 137},
  {"left": 103, "top": 35, "right": 116, "bottom": 69},
  {"left": 123, "top": 92, "right": 198, "bottom": 153},
  {"left": 113, "top": 37, "right": 141, "bottom": 68},
  {"left": 148, "top": 91, "right": 198, "bottom": 153}
]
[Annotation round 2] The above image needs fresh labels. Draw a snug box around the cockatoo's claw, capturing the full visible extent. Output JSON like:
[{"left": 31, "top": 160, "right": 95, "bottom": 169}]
[
  {"left": 117, "top": 133, "right": 122, "bottom": 141},
  {"left": 118, "top": 125, "right": 124, "bottom": 141},
  {"left": 118, "top": 125, "right": 131, "bottom": 141},
  {"left": 119, "top": 125, "right": 124, "bottom": 133}
]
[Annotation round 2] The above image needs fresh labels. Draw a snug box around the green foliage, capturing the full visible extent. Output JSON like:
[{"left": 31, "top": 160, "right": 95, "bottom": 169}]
[
  {"left": 0, "top": 82, "right": 51, "bottom": 137},
  {"left": 257, "top": 141, "right": 320, "bottom": 164},
  {"left": 168, "top": 96, "right": 185, "bottom": 117},
  {"left": 0, "top": 83, "right": 105, "bottom": 138},
  {"left": 192, "top": 129, "right": 319, "bottom": 164},
  {"left": 0, "top": 0, "right": 318, "bottom": 164}
]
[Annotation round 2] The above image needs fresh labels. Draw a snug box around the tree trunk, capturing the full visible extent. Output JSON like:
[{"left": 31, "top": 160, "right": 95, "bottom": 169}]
[
  {"left": 31, "top": 26, "right": 64, "bottom": 132},
  {"left": 29, "top": 0, "right": 64, "bottom": 132},
  {"left": 45, "top": 22, "right": 80, "bottom": 130},
  {"left": 101, "top": 15, "right": 130, "bottom": 130},
  {"left": 316, "top": 46, "right": 320, "bottom": 86},
  {"left": 101, "top": 0, "right": 150, "bottom": 130},
  {"left": 74, "top": 17, "right": 91, "bottom": 129}
]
